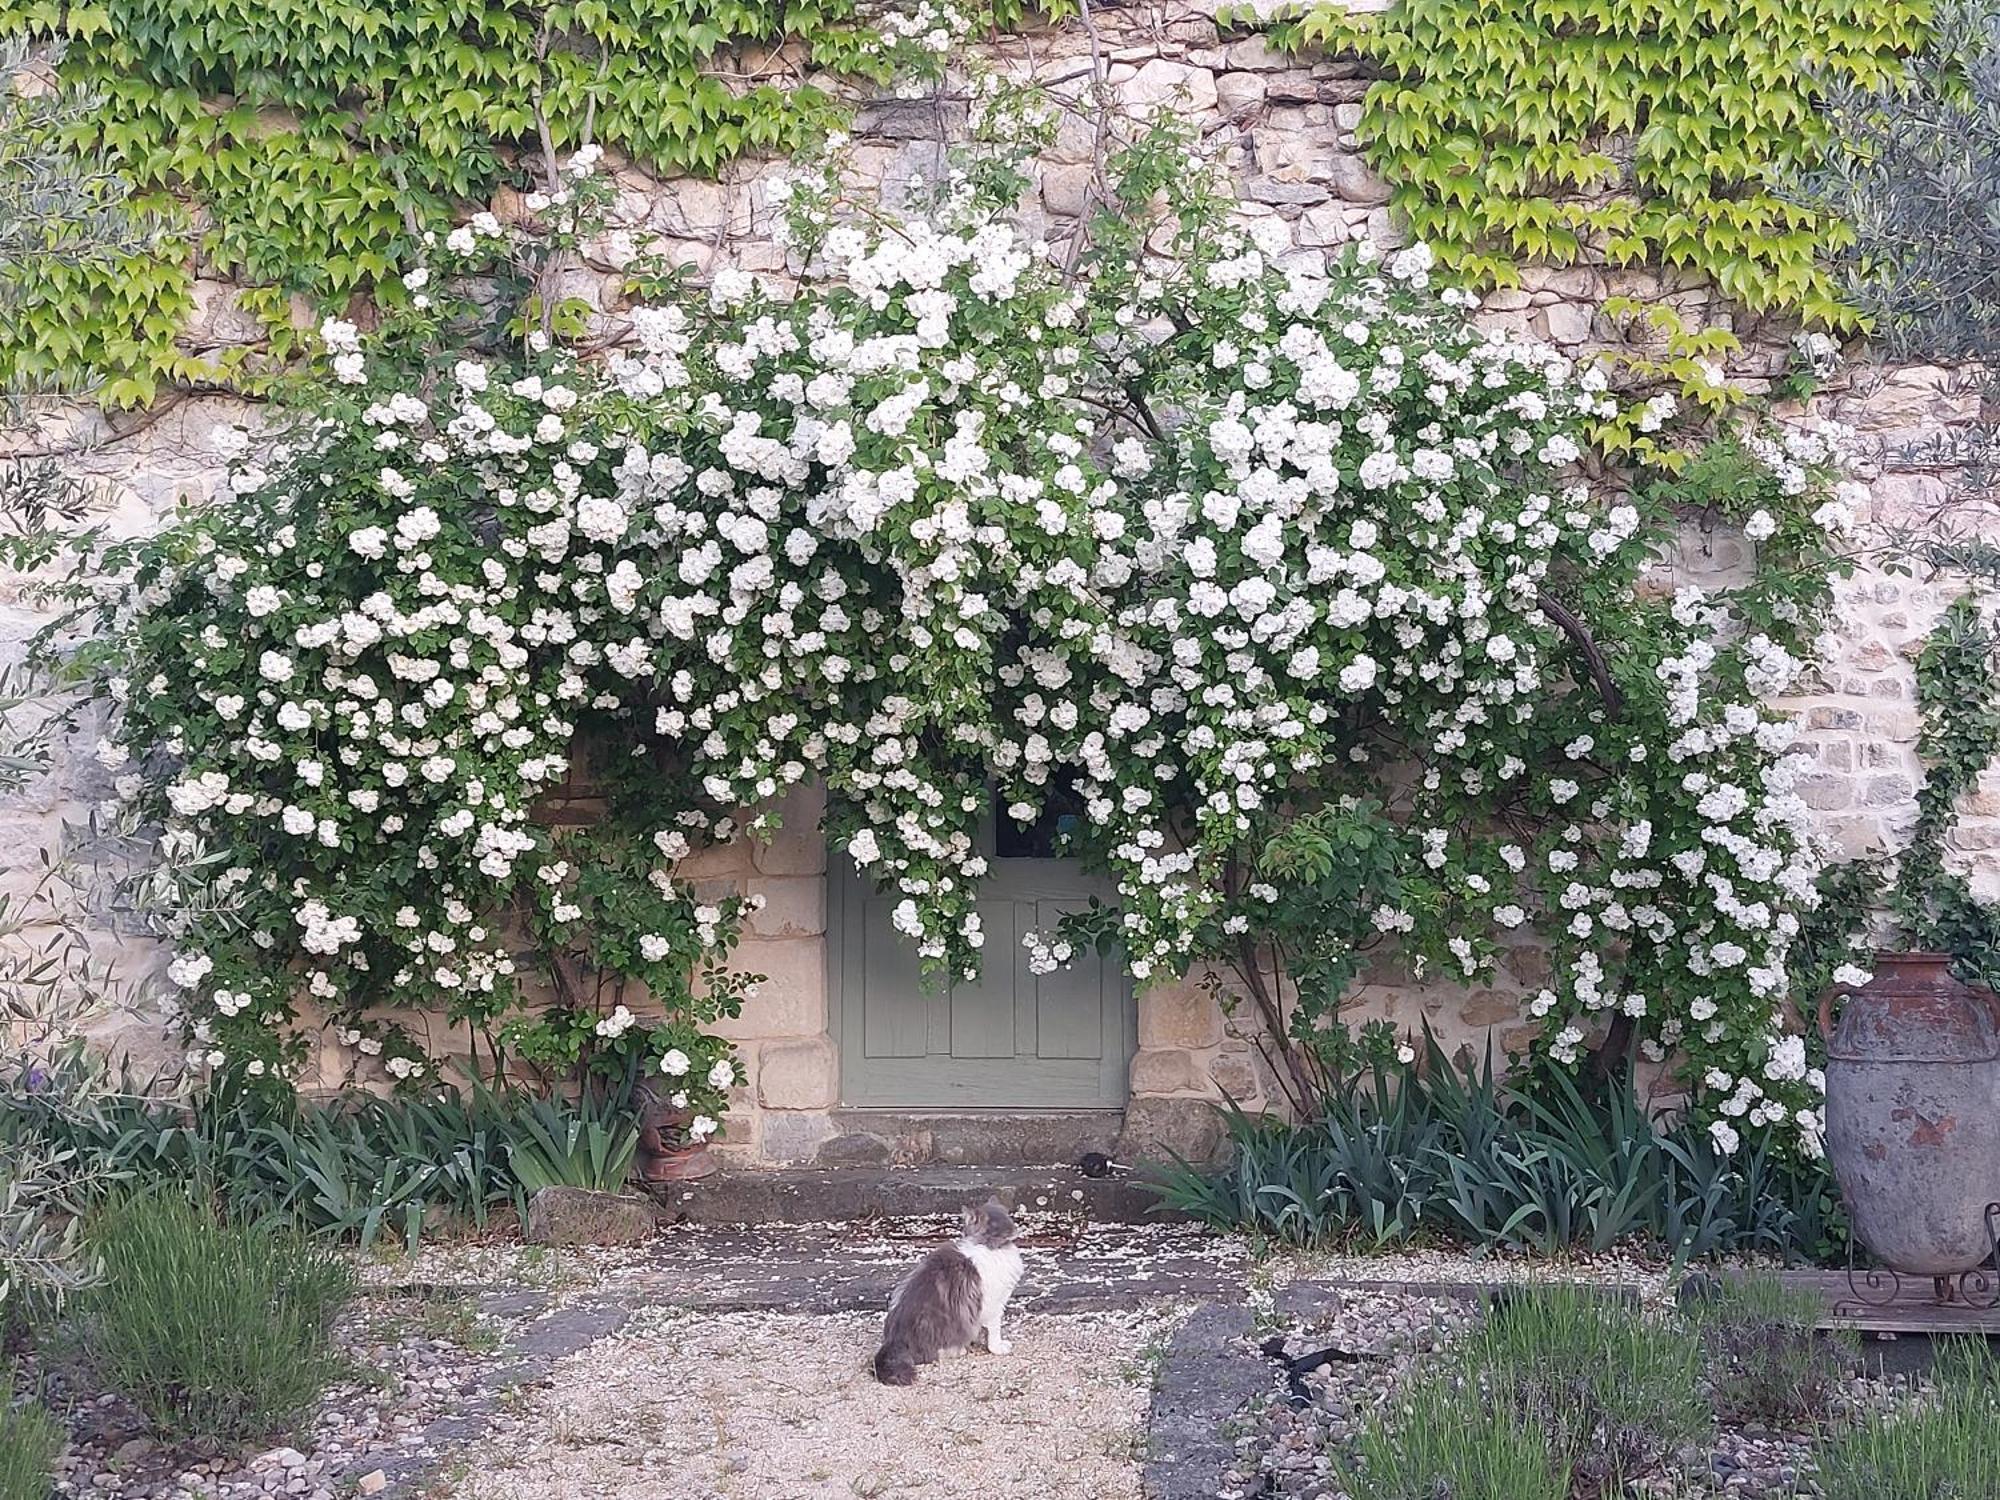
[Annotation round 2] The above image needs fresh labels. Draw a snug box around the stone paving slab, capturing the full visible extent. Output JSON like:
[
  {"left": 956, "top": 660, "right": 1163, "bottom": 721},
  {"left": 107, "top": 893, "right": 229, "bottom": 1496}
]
[
  {"left": 631, "top": 1219, "right": 1250, "bottom": 1313},
  {"left": 1141, "top": 1302, "right": 1264, "bottom": 1500}
]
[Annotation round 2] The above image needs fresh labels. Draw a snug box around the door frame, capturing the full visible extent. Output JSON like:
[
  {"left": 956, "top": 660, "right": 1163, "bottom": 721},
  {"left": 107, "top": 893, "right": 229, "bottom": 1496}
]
[{"left": 825, "top": 847, "right": 1137, "bottom": 1110}]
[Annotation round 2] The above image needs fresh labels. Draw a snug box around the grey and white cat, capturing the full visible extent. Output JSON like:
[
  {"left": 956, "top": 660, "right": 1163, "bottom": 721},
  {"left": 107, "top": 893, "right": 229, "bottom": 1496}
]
[{"left": 872, "top": 1198, "right": 1024, "bottom": 1385}]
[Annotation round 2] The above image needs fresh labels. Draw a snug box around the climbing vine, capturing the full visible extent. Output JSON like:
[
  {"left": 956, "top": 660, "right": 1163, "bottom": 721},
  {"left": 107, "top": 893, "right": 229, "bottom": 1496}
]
[
  {"left": 1897, "top": 595, "right": 2000, "bottom": 987},
  {"left": 0, "top": 1, "right": 1023, "bottom": 403},
  {"left": 1252, "top": 0, "right": 1930, "bottom": 326}
]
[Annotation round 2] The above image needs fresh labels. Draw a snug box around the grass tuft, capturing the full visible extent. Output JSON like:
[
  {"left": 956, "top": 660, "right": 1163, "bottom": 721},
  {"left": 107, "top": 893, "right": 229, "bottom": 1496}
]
[
  {"left": 1343, "top": 1370, "right": 1567, "bottom": 1500},
  {"left": 1687, "top": 1272, "right": 1854, "bottom": 1425},
  {"left": 1473, "top": 1286, "right": 1711, "bottom": 1494},
  {"left": 0, "top": 1383, "right": 60, "bottom": 1500},
  {"left": 1819, "top": 1337, "right": 2000, "bottom": 1500}
]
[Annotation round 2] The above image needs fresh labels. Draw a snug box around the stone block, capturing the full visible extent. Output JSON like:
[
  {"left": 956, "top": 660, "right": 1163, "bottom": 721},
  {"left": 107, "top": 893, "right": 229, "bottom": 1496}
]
[
  {"left": 747, "top": 876, "right": 826, "bottom": 938},
  {"left": 1244, "top": 179, "right": 1328, "bottom": 206},
  {"left": 1214, "top": 71, "right": 1267, "bottom": 116},
  {"left": 1265, "top": 69, "right": 1319, "bottom": 104},
  {"left": 1121, "top": 59, "right": 1219, "bottom": 118},
  {"left": 1459, "top": 990, "right": 1521, "bottom": 1027},
  {"left": 1363, "top": 206, "right": 1404, "bottom": 248},
  {"left": 1130, "top": 1046, "right": 1206, "bottom": 1096},
  {"left": 1863, "top": 774, "right": 1917, "bottom": 808},
  {"left": 817, "top": 1129, "right": 896, "bottom": 1166},
  {"left": 756, "top": 1112, "right": 836, "bottom": 1168},
  {"left": 678, "top": 839, "right": 753, "bottom": 878},
  {"left": 1538, "top": 301, "right": 1596, "bottom": 345},
  {"left": 756, "top": 1036, "right": 838, "bottom": 1110},
  {"left": 523, "top": 1186, "right": 657, "bottom": 1247},
  {"left": 856, "top": 98, "right": 968, "bottom": 141},
  {"left": 187, "top": 281, "right": 266, "bottom": 348},
  {"left": 1139, "top": 979, "right": 1225, "bottom": 1050},
  {"left": 1042, "top": 163, "right": 1094, "bottom": 218},
  {"left": 1047, "top": 111, "right": 1099, "bottom": 165},
  {"left": 653, "top": 178, "right": 730, "bottom": 237},
  {"left": 1324, "top": 152, "right": 1391, "bottom": 206},
  {"left": 1208, "top": 1049, "right": 1261, "bottom": 1101},
  {"left": 751, "top": 782, "right": 827, "bottom": 875},
  {"left": 1796, "top": 774, "right": 1854, "bottom": 811},
  {"left": 711, "top": 937, "right": 826, "bottom": 1040},
  {"left": 1116, "top": 1096, "right": 1227, "bottom": 1166},
  {"left": 1294, "top": 203, "right": 1350, "bottom": 248},
  {"left": 1225, "top": 36, "right": 1291, "bottom": 70}
]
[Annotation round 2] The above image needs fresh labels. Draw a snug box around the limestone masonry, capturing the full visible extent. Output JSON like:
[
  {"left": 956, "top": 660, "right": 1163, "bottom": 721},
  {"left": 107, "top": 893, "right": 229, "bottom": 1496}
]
[{"left": 7, "top": 2, "right": 1994, "bottom": 1165}]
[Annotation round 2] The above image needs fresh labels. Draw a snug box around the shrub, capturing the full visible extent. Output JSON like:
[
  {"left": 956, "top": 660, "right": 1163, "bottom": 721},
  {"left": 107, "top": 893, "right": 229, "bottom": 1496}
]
[
  {"left": 1149, "top": 1041, "right": 1849, "bottom": 1263},
  {"left": 504, "top": 1095, "right": 639, "bottom": 1195},
  {"left": 73, "top": 1192, "right": 354, "bottom": 1445},
  {"left": 0, "top": 1386, "right": 60, "bottom": 1500},
  {"left": 1818, "top": 1338, "right": 2000, "bottom": 1500},
  {"left": 1687, "top": 1273, "right": 1853, "bottom": 1425}
]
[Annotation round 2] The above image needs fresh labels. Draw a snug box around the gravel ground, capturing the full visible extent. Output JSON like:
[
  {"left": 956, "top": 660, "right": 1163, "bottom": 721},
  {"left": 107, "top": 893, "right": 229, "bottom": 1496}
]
[
  {"left": 445, "top": 1304, "right": 1187, "bottom": 1500},
  {"left": 49, "top": 1225, "right": 1899, "bottom": 1500}
]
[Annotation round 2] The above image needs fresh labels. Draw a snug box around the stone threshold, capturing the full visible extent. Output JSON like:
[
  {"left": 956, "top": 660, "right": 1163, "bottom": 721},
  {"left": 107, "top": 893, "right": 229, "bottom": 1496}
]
[
  {"left": 814, "top": 1106, "right": 1125, "bottom": 1166},
  {"left": 644, "top": 1163, "right": 1174, "bottom": 1224}
]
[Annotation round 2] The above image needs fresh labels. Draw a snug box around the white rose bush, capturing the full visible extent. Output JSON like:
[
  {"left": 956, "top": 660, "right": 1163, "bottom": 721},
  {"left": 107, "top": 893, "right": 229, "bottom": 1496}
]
[{"left": 27, "top": 106, "right": 1864, "bottom": 1157}]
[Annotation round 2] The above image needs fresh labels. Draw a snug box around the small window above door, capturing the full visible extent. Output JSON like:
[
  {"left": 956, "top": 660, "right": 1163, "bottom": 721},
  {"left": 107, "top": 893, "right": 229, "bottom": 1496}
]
[{"left": 994, "top": 777, "right": 1085, "bottom": 860}]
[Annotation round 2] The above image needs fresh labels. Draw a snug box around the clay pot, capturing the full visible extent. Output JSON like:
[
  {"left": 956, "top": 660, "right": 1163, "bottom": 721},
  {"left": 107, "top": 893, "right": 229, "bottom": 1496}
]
[
  {"left": 632, "top": 1078, "right": 720, "bottom": 1182},
  {"left": 638, "top": 1142, "right": 718, "bottom": 1182},
  {"left": 1822, "top": 952, "right": 2000, "bottom": 1277}
]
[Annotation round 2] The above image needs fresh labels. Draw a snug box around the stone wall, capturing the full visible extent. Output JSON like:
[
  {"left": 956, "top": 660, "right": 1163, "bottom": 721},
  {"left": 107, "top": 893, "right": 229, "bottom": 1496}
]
[{"left": 5, "top": 2, "right": 1996, "bottom": 1164}]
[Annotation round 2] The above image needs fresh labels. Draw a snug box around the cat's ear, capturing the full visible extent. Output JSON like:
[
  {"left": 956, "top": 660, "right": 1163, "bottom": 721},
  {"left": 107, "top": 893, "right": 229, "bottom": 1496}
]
[{"left": 960, "top": 1204, "right": 981, "bottom": 1236}]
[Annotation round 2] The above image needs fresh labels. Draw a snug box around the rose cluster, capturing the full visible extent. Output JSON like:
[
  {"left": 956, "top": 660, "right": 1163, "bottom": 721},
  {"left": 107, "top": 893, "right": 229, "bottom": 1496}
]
[{"left": 90, "top": 129, "right": 1861, "bottom": 1152}]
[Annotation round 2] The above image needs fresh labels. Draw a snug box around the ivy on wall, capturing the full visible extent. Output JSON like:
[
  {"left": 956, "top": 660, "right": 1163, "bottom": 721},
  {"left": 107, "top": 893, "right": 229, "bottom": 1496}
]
[
  {"left": 1256, "top": 0, "right": 1931, "bottom": 326},
  {"left": 0, "top": 50, "right": 203, "bottom": 407},
  {"left": 0, "top": 0, "right": 987, "bottom": 403}
]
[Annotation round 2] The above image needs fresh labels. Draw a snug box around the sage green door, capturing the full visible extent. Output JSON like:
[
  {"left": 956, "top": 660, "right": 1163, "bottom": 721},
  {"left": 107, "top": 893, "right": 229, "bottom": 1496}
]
[{"left": 829, "top": 799, "right": 1134, "bottom": 1109}]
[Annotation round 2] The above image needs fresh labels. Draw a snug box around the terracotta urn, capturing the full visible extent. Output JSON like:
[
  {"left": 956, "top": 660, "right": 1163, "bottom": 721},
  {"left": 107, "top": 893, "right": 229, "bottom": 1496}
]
[{"left": 1821, "top": 952, "right": 2000, "bottom": 1278}]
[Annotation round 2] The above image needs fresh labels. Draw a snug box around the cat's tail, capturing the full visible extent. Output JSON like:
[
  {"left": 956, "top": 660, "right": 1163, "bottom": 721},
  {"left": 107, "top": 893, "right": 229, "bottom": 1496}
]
[{"left": 872, "top": 1341, "right": 918, "bottom": 1385}]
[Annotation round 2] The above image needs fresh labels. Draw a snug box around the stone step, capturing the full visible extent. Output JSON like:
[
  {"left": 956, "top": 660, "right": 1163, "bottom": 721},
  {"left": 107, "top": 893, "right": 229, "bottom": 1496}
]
[
  {"left": 645, "top": 1164, "right": 1178, "bottom": 1225},
  {"left": 816, "top": 1108, "right": 1125, "bottom": 1167}
]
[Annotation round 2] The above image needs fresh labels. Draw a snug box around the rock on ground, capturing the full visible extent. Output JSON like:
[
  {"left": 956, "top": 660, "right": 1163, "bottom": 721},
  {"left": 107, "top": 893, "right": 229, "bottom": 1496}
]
[
  {"left": 448, "top": 1305, "right": 1183, "bottom": 1500},
  {"left": 522, "top": 1186, "right": 659, "bottom": 1248}
]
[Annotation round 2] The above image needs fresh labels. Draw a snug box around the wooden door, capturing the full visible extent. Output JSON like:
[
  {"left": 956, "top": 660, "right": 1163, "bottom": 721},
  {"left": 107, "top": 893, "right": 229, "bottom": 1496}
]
[{"left": 830, "top": 795, "right": 1134, "bottom": 1108}]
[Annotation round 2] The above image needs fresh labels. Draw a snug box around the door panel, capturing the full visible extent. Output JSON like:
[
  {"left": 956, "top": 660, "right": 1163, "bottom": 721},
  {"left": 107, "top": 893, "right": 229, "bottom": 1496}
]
[
  {"left": 1033, "top": 899, "right": 1106, "bottom": 1061},
  {"left": 860, "top": 898, "right": 929, "bottom": 1058},
  {"left": 943, "top": 900, "right": 1015, "bottom": 1058},
  {"left": 831, "top": 805, "right": 1134, "bottom": 1108}
]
